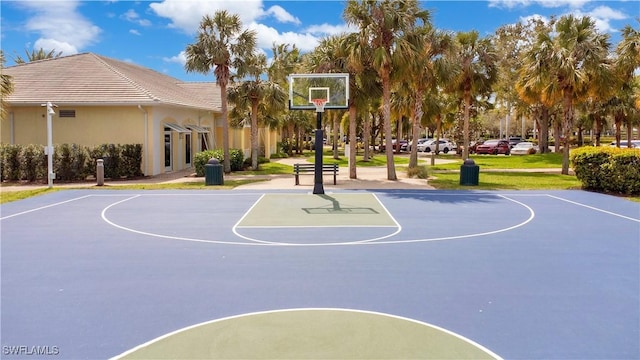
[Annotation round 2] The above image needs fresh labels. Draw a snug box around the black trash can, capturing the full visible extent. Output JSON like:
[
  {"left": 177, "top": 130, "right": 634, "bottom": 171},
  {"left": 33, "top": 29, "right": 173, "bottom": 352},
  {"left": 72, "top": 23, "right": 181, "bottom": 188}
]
[
  {"left": 205, "top": 158, "right": 224, "bottom": 185},
  {"left": 459, "top": 159, "right": 479, "bottom": 186}
]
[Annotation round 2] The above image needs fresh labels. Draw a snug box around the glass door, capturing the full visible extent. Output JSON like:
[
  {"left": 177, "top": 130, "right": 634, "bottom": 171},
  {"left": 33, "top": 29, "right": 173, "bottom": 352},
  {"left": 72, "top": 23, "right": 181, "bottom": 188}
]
[
  {"left": 185, "top": 133, "right": 192, "bottom": 167},
  {"left": 164, "top": 128, "right": 172, "bottom": 172}
]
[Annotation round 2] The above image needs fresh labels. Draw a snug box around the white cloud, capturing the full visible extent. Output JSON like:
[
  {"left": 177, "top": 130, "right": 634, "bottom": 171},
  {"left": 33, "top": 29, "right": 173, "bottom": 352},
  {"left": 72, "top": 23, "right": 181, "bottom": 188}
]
[
  {"left": 264, "top": 5, "right": 300, "bottom": 25},
  {"left": 304, "top": 23, "right": 357, "bottom": 36},
  {"left": 129, "top": 29, "right": 141, "bottom": 36},
  {"left": 489, "top": 0, "right": 592, "bottom": 9},
  {"left": 163, "top": 50, "right": 187, "bottom": 65},
  {"left": 149, "top": 0, "right": 264, "bottom": 33},
  {"left": 122, "top": 9, "right": 152, "bottom": 27},
  {"left": 19, "top": 0, "right": 101, "bottom": 55}
]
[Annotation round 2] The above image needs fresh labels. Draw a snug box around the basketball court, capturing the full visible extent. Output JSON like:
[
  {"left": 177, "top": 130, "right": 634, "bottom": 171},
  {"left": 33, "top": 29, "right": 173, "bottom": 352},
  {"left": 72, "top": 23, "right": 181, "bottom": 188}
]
[{"left": 1, "top": 189, "right": 638, "bottom": 359}]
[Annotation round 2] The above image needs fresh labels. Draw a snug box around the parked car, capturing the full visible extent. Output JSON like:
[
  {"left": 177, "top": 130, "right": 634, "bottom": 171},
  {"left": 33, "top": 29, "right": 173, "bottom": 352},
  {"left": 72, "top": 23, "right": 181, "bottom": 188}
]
[
  {"left": 609, "top": 140, "right": 640, "bottom": 148},
  {"left": 457, "top": 140, "right": 484, "bottom": 155},
  {"left": 510, "top": 142, "right": 538, "bottom": 155},
  {"left": 508, "top": 137, "right": 524, "bottom": 148},
  {"left": 475, "top": 139, "right": 511, "bottom": 155},
  {"left": 380, "top": 139, "right": 407, "bottom": 152},
  {"left": 405, "top": 138, "right": 429, "bottom": 151},
  {"left": 417, "top": 139, "right": 456, "bottom": 154}
]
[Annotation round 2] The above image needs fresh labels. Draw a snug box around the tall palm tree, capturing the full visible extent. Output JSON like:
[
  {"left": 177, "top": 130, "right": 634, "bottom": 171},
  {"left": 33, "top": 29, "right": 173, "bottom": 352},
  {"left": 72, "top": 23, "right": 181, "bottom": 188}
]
[
  {"left": 403, "top": 25, "right": 453, "bottom": 168},
  {"left": 12, "top": 48, "right": 63, "bottom": 64},
  {"left": 1, "top": 51, "right": 14, "bottom": 121},
  {"left": 344, "top": 0, "right": 430, "bottom": 180},
  {"left": 268, "top": 43, "right": 303, "bottom": 156},
  {"left": 228, "top": 53, "right": 287, "bottom": 170},
  {"left": 519, "top": 15, "right": 611, "bottom": 174},
  {"left": 447, "top": 31, "right": 498, "bottom": 160},
  {"left": 185, "top": 11, "right": 257, "bottom": 173},
  {"left": 339, "top": 32, "right": 381, "bottom": 178},
  {"left": 614, "top": 23, "right": 640, "bottom": 146}
]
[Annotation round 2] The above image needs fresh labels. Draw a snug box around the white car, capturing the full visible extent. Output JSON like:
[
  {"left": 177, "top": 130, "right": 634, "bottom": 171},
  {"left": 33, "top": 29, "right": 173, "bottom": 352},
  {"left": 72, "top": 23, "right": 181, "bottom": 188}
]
[
  {"left": 406, "top": 138, "right": 429, "bottom": 151},
  {"left": 510, "top": 142, "right": 538, "bottom": 155},
  {"left": 417, "top": 139, "right": 456, "bottom": 154},
  {"left": 609, "top": 140, "right": 640, "bottom": 148}
]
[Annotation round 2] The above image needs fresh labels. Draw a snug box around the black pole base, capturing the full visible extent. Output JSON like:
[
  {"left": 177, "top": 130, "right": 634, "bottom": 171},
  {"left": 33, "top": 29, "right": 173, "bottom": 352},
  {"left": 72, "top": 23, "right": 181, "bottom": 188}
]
[{"left": 312, "top": 183, "right": 325, "bottom": 195}]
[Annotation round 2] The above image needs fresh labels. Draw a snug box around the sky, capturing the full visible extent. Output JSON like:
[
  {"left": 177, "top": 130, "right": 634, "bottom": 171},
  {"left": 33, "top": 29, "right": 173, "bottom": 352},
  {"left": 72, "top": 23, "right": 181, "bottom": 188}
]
[{"left": 1, "top": 0, "right": 638, "bottom": 82}]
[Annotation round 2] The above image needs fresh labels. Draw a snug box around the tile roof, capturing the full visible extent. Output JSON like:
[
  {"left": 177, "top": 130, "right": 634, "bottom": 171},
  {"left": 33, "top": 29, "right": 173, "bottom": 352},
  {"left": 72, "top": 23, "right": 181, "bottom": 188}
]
[{"left": 3, "top": 53, "right": 221, "bottom": 111}]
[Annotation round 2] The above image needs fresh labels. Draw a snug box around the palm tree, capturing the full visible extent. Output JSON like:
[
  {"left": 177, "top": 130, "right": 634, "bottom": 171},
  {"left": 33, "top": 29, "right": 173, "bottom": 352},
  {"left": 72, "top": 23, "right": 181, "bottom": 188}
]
[
  {"left": 519, "top": 15, "right": 611, "bottom": 174},
  {"left": 613, "top": 23, "right": 640, "bottom": 146},
  {"left": 1, "top": 51, "right": 14, "bottom": 121},
  {"left": 228, "top": 53, "right": 287, "bottom": 170},
  {"left": 344, "top": 0, "right": 430, "bottom": 180},
  {"left": 268, "top": 43, "right": 303, "bottom": 156},
  {"left": 340, "top": 32, "right": 381, "bottom": 177},
  {"left": 402, "top": 25, "right": 453, "bottom": 168},
  {"left": 185, "top": 11, "right": 257, "bottom": 173},
  {"left": 12, "top": 48, "right": 63, "bottom": 64},
  {"left": 447, "top": 31, "right": 498, "bottom": 160}
]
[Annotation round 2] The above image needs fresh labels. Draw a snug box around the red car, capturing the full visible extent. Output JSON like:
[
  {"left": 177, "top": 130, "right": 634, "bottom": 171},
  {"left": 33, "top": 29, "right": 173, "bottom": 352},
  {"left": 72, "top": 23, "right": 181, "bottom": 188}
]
[{"left": 475, "top": 139, "right": 511, "bottom": 155}]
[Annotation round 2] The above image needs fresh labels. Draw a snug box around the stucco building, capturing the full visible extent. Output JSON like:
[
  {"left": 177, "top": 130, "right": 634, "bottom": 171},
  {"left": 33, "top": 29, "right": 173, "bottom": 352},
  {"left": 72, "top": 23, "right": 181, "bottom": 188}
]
[{"left": 2, "top": 53, "right": 278, "bottom": 176}]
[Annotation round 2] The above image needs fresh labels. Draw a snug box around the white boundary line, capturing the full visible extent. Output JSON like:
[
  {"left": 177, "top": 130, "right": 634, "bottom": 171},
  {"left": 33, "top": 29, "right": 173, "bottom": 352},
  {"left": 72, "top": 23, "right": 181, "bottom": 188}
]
[
  {"left": 109, "top": 308, "right": 503, "bottom": 360},
  {"left": 365, "top": 194, "right": 535, "bottom": 245},
  {"left": 546, "top": 194, "right": 640, "bottom": 222},
  {"left": 231, "top": 193, "right": 402, "bottom": 245},
  {"left": 100, "top": 193, "right": 534, "bottom": 247},
  {"left": 100, "top": 195, "right": 259, "bottom": 246},
  {"left": 0, "top": 195, "right": 93, "bottom": 221}
]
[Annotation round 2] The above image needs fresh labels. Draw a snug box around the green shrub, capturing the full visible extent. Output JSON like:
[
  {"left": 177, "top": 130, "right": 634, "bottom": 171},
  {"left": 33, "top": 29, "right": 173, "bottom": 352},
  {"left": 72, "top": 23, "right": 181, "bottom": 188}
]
[
  {"left": 571, "top": 146, "right": 640, "bottom": 195},
  {"left": 19, "top": 144, "right": 45, "bottom": 182},
  {"left": 120, "top": 144, "right": 143, "bottom": 177},
  {"left": 194, "top": 149, "right": 245, "bottom": 176},
  {"left": 1, "top": 144, "right": 22, "bottom": 181}
]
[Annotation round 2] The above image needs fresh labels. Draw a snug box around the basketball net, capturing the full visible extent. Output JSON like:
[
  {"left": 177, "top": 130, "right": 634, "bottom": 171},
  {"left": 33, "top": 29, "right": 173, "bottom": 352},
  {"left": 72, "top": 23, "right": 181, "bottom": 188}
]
[{"left": 311, "top": 98, "right": 327, "bottom": 113}]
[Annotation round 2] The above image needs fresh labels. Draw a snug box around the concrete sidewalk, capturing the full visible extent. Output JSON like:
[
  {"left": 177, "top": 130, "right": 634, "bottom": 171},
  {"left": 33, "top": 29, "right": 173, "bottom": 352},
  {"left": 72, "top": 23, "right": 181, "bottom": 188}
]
[{"left": 0, "top": 157, "right": 436, "bottom": 193}]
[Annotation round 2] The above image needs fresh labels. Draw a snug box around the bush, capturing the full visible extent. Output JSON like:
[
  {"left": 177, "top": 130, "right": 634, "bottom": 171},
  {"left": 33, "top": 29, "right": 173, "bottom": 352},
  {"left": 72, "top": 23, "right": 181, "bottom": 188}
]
[
  {"left": 571, "top": 146, "right": 640, "bottom": 195},
  {"left": 19, "top": 144, "right": 45, "bottom": 182},
  {"left": 0, "top": 143, "right": 142, "bottom": 182},
  {"left": 194, "top": 149, "right": 245, "bottom": 176},
  {"left": 1, "top": 144, "right": 21, "bottom": 181}
]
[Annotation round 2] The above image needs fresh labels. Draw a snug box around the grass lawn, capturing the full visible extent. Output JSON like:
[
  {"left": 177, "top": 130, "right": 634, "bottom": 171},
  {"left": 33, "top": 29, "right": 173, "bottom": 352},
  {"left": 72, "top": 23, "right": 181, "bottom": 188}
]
[{"left": 2, "top": 152, "right": 638, "bottom": 203}]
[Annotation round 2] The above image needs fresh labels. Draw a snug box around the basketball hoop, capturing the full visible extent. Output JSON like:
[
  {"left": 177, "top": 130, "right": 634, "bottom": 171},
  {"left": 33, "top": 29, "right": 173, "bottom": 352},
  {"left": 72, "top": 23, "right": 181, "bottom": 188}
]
[{"left": 311, "top": 98, "right": 328, "bottom": 113}]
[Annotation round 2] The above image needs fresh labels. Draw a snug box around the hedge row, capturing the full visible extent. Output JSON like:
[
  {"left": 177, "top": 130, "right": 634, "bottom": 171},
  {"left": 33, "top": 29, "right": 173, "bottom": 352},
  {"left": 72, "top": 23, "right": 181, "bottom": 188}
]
[
  {"left": 193, "top": 149, "right": 245, "bottom": 176},
  {"left": 0, "top": 143, "right": 143, "bottom": 182},
  {"left": 571, "top": 146, "right": 640, "bottom": 195}
]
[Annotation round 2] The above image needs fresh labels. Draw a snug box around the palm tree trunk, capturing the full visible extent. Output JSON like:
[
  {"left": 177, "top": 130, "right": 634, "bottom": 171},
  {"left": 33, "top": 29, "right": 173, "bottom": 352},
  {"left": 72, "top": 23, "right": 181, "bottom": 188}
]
[
  {"left": 363, "top": 111, "right": 371, "bottom": 161},
  {"left": 462, "top": 91, "right": 471, "bottom": 160},
  {"left": 382, "top": 69, "right": 397, "bottom": 180},
  {"left": 538, "top": 106, "right": 549, "bottom": 153},
  {"left": 349, "top": 104, "right": 357, "bottom": 179},
  {"left": 333, "top": 112, "right": 339, "bottom": 159},
  {"left": 221, "top": 83, "right": 231, "bottom": 173},
  {"left": 251, "top": 100, "right": 259, "bottom": 170},
  {"left": 409, "top": 91, "right": 423, "bottom": 169},
  {"left": 561, "top": 92, "right": 572, "bottom": 175}
]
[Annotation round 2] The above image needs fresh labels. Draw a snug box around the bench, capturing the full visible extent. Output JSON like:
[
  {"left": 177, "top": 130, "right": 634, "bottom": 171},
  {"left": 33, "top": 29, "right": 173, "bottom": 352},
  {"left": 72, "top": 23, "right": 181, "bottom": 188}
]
[{"left": 293, "top": 163, "right": 339, "bottom": 185}]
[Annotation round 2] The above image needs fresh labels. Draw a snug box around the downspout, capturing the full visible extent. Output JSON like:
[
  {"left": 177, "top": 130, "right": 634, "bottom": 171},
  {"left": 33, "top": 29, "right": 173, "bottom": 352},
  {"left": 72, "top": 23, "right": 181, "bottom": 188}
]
[
  {"left": 137, "top": 105, "right": 148, "bottom": 175},
  {"left": 9, "top": 112, "right": 14, "bottom": 144}
]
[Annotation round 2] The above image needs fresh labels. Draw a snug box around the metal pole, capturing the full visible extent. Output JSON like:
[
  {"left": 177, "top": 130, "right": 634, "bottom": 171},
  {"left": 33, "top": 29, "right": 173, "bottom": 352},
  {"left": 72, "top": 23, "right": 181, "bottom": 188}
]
[
  {"left": 46, "top": 102, "right": 55, "bottom": 189},
  {"left": 313, "top": 110, "right": 324, "bottom": 195}
]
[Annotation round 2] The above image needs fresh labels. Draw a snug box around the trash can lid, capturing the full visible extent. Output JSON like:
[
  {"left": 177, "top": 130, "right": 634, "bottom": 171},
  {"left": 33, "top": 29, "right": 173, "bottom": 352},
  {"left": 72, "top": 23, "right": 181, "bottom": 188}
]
[
  {"left": 463, "top": 159, "right": 476, "bottom": 165},
  {"left": 207, "top": 158, "right": 220, "bottom": 165}
]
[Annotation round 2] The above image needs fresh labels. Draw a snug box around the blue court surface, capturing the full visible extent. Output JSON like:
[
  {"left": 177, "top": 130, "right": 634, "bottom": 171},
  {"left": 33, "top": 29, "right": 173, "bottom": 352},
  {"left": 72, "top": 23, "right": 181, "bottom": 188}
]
[{"left": 1, "top": 189, "right": 638, "bottom": 359}]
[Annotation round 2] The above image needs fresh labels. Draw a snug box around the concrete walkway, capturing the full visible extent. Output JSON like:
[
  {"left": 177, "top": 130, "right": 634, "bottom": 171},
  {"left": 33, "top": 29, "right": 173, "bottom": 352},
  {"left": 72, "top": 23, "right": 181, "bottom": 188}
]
[{"left": 0, "top": 155, "right": 569, "bottom": 193}]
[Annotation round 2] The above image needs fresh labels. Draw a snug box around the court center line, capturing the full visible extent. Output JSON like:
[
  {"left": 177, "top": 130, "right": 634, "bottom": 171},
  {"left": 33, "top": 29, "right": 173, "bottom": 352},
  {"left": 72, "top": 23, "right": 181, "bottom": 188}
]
[
  {"left": 0, "top": 195, "right": 93, "bottom": 221},
  {"left": 546, "top": 194, "right": 640, "bottom": 223}
]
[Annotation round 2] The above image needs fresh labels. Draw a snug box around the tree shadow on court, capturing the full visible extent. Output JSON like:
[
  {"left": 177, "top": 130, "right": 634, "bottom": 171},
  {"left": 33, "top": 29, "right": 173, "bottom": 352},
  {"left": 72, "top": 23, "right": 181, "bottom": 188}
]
[{"left": 371, "top": 190, "right": 503, "bottom": 205}]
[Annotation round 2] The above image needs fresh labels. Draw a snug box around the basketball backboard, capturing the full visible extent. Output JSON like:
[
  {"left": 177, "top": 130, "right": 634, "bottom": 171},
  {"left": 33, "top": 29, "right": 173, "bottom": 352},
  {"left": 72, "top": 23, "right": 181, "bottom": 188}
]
[{"left": 289, "top": 73, "right": 349, "bottom": 110}]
